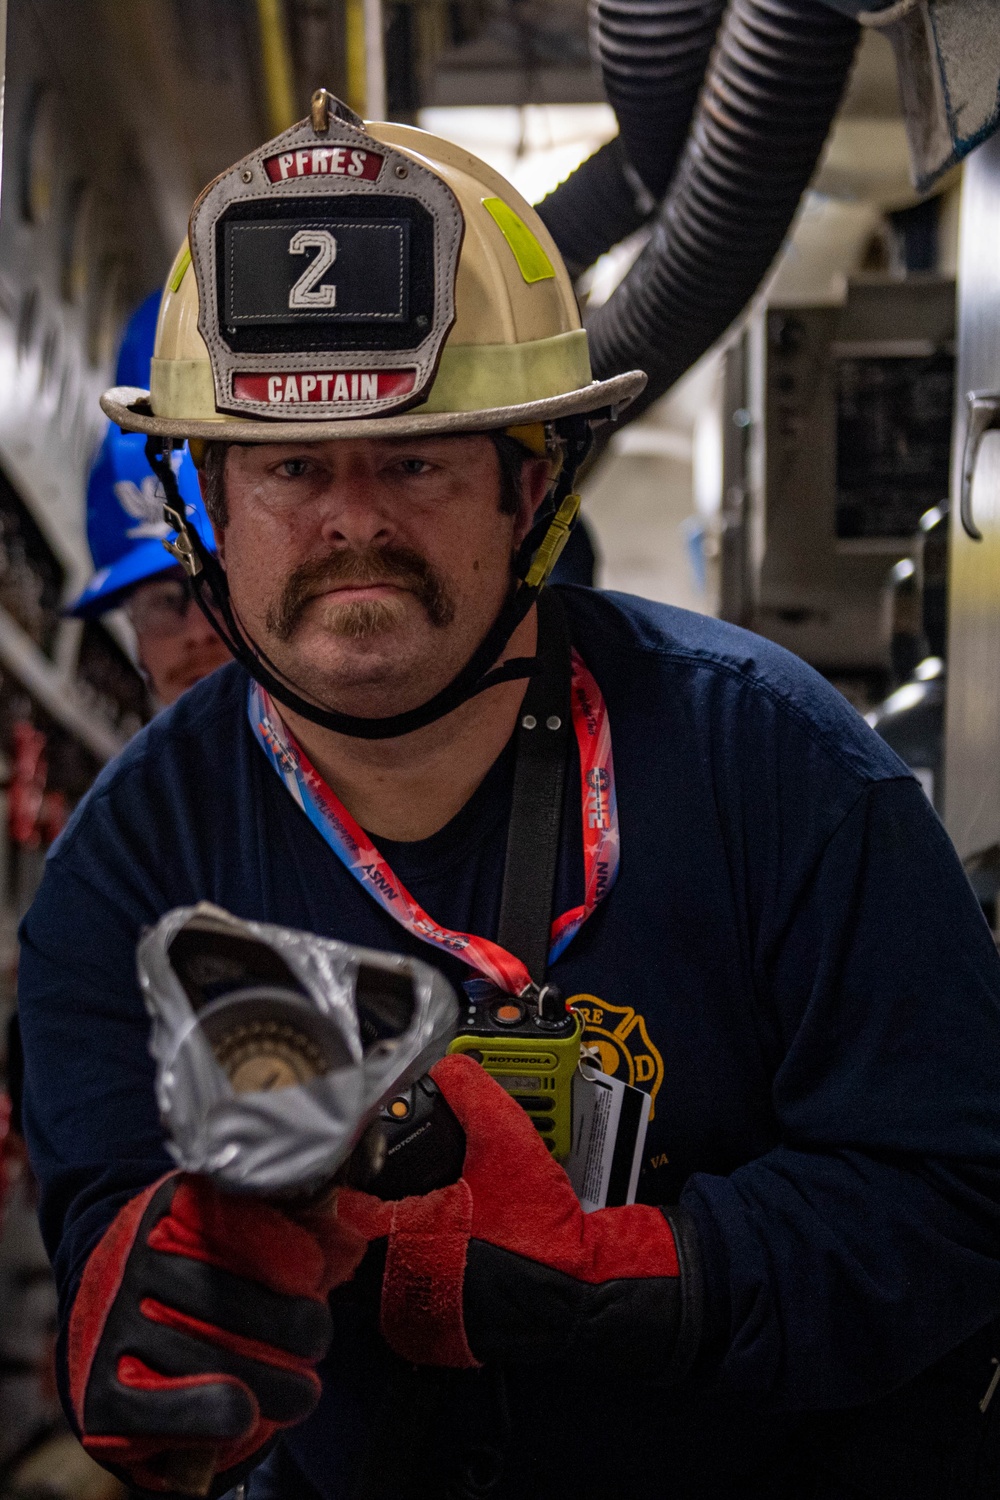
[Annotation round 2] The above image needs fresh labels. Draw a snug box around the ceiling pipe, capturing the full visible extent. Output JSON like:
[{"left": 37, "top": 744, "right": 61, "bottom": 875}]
[
  {"left": 363, "top": 0, "right": 387, "bottom": 119},
  {"left": 536, "top": 0, "right": 726, "bottom": 278},
  {"left": 586, "top": 0, "right": 861, "bottom": 421},
  {"left": 256, "top": 0, "right": 299, "bottom": 135}
]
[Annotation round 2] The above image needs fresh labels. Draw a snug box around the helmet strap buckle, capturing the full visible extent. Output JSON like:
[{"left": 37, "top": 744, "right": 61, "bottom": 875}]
[{"left": 524, "top": 491, "right": 581, "bottom": 590}]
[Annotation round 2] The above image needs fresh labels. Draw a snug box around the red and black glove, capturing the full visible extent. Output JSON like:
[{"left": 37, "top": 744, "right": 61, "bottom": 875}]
[
  {"left": 337, "top": 1054, "right": 702, "bottom": 1376},
  {"left": 68, "top": 1172, "right": 365, "bottom": 1495}
]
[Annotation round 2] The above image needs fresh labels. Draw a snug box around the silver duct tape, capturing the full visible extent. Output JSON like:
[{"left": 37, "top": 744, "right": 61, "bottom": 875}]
[{"left": 137, "top": 902, "right": 459, "bottom": 1195}]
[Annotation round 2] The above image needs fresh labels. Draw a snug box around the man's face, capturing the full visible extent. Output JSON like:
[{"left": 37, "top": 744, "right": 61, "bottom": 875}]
[
  {"left": 124, "top": 570, "right": 232, "bottom": 705},
  {"left": 210, "top": 435, "right": 550, "bottom": 717}
]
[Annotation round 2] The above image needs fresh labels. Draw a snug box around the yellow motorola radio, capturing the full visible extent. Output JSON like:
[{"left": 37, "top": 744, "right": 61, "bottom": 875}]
[{"left": 447, "top": 982, "right": 582, "bottom": 1161}]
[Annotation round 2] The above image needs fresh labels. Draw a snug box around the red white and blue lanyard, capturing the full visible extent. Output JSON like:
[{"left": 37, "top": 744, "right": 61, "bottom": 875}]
[{"left": 247, "top": 651, "right": 620, "bottom": 997}]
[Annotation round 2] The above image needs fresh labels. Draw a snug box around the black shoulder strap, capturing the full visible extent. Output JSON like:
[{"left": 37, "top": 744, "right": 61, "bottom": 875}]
[{"left": 496, "top": 589, "right": 572, "bottom": 989}]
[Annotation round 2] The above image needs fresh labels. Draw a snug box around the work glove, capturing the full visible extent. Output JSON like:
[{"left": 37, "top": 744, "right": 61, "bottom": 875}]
[
  {"left": 337, "top": 1054, "right": 702, "bottom": 1376},
  {"left": 68, "top": 1172, "right": 365, "bottom": 1495}
]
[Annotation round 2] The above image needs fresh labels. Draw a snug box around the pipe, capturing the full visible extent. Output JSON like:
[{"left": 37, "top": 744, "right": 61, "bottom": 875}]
[
  {"left": 536, "top": 0, "right": 725, "bottom": 277},
  {"left": 536, "top": 138, "right": 653, "bottom": 281},
  {"left": 255, "top": 0, "right": 298, "bottom": 136},
  {"left": 363, "top": 0, "right": 387, "bottom": 119},
  {"left": 0, "top": 607, "right": 124, "bottom": 763},
  {"left": 345, "top": 0, "right": 367, "bottom": 119},
  {"left": 587, "top": 0, "right": 860, "bottom": 419},
  {"left": 0, "top": 0, "right": 7, "bottom": 213},
  {"left": 593, "top": 0, "right": 727, "bottom": 198}
]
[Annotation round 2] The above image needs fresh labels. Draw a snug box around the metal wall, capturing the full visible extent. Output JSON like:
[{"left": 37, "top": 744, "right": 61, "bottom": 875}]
[
  {"left": 0, "top": 0, "right": 270, "bottom": 772},
  {"left": 943, "top": 132, "right": 1000, "bottom": 861}
]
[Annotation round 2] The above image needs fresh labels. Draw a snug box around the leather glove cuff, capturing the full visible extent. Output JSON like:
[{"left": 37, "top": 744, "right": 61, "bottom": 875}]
[{"left": 461, "top": 1204, "right": 703, "bottom": 1377}]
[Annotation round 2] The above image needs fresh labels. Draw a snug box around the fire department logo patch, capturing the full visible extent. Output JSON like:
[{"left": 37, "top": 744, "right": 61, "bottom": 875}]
[{"left": 568, "top": 995, "right": 665, "bottom": 1117}]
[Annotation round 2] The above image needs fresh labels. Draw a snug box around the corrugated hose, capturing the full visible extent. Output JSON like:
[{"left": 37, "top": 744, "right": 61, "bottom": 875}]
[{"left": 586, "top": 0, "right": 861, "bottom": 417}]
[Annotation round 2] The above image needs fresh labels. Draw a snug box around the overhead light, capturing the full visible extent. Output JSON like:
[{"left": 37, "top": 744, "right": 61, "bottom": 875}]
[{"left": 418, "top": 105, "right": 617, "bottom": 205}]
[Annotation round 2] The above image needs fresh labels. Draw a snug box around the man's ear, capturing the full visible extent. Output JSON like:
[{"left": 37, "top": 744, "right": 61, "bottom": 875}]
[{"left": 513, "top": 458, "right": 555, "bottom": 547}]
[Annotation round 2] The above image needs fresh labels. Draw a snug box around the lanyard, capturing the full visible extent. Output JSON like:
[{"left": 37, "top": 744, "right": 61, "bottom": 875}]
[{"left": 247, "top": 633, "right": 619, "bottom": 997}]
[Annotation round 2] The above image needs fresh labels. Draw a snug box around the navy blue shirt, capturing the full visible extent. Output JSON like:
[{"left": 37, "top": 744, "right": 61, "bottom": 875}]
[{"left": 18, "top": 588, "right": 1000, "bottom": 1497}]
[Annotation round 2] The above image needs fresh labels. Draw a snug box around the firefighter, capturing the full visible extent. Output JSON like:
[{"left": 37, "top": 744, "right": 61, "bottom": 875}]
[
  {"left": 16, "top": 95, "right": 1000, "bottom": 1499},
  {"left": 69, "top": 292, "right": 229, "bottom": 705}
]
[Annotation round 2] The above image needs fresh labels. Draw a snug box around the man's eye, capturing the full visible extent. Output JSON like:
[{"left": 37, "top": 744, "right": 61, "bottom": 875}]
[
  {"left": 277, "top": 458, "right": 313, "bottom": 478},
  {"left": 397, "top": 458, "right": 434, "bottom": 476}
]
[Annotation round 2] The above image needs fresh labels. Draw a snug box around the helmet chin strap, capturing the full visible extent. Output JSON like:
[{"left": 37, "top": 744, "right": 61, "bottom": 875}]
[{"left": 145, "top": 419, "right": 591, "bottom": 741}]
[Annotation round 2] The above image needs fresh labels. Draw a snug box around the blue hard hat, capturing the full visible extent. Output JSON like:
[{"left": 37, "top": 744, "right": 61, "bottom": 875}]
[{"left": 67, "top": 291, "right": 217, "bottom": 619}]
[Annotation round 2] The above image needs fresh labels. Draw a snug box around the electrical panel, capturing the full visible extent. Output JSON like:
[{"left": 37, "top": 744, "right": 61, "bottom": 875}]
[{"left": 719, "top": 277, "right": 956, "bottom": 701}]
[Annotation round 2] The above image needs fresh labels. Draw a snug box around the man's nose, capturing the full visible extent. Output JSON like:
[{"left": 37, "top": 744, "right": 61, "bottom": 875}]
[{"left": 316, "top": 471, "right": 395, "bottom": 550}]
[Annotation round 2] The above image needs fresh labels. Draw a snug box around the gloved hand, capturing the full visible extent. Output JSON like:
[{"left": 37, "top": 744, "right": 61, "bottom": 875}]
[
  {"left": 337, "top": 1054, "right": 702, "bottom": 1376},
  {"left": 68, "top": 1172, "right": 365, "bottom": 1495}
]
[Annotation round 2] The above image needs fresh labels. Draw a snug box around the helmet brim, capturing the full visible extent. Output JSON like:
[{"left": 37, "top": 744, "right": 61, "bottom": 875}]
[
  {"left": 66, "top": 530, "right": 220, "bottom": 619},
  {"left": 66, "top": 540, "right": 183, "bottom": 619},
  {"left": 99, "top": 370, "right": 647, "bottom": 443}
]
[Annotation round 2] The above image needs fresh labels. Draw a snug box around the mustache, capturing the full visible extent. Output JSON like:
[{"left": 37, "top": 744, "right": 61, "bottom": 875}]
[{"left": 265, "top": 545, "right": 456, "bottom": 641}]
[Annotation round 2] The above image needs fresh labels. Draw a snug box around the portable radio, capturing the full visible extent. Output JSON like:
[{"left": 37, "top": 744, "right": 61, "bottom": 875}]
[
  {"left": 355, "top": 983, "right": 581, "bottom": 1193},
  {"left": 446, "top": 981, "right": 582, "bottom": 1160}
]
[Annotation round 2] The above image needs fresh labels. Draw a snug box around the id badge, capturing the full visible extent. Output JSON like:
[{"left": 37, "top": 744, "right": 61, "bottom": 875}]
[{"left": 565, "top": 1061, "right": 651, "bottom": 1213}]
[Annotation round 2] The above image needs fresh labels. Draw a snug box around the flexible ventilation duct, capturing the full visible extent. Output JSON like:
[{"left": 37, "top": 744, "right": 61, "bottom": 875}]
[
  {"left": 593, "top": 0, "right": 727, "bottom": 198},
  {"left": 587, "top": 0, "right": 861, "bottom": 417},
  {"left": 536, "top": 0, "right": 725, "bottom": 277},
  {"left": 536, "top": 138, "right": 653, "bottom": 281}
]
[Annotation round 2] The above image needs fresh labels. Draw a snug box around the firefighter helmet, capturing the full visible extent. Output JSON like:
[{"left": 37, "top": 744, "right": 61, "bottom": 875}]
[{"left": 101, "top": 93, "right": 644, "bottom": 440}]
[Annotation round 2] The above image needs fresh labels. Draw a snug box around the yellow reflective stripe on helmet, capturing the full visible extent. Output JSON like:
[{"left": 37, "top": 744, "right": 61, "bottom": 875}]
[
  {"left": 419, "top": 330, "right": 590, "bottom": 413},
  {"left": 481, "top": 198, "right": 555, "bottom": 285},
  {"left": 150, "top": 330, "right": 592, "bottom": 421},
  {"left": 168, "top": 244, "right": 192, "bottom": 294},
  {"left": 151, "top": 357, "right": 224, "bottom": 420}
]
